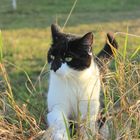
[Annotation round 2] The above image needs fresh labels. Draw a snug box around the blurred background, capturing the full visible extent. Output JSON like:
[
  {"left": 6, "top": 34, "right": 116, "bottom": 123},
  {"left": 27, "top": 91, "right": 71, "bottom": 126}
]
[{"left": 0, "top": 0, "right": 140, "bottom": 29}]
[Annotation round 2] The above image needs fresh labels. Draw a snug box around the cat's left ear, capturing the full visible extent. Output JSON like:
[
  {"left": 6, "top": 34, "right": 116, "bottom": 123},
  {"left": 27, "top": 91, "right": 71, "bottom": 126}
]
[
  {"left": 81, "top": 32, "right": 93, "bottom": 46},
  {"left": 51, "top": 24, "right": 61, "bottom": 41}
]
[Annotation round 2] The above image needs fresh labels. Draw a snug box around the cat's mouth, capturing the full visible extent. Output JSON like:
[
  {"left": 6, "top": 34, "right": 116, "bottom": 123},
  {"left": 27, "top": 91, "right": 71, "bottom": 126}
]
[{"left": 50, "top": 63, "right": 72, "bottom": 77}]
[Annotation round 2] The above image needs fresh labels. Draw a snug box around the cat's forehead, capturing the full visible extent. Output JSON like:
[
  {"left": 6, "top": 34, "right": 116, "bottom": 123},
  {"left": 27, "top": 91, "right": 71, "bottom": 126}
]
[
  {"left": 56, "top": 32, "right": 80, "bottom": 42},
  {"left": 65, "top": 33, "right": 80, "bottom": 40}
]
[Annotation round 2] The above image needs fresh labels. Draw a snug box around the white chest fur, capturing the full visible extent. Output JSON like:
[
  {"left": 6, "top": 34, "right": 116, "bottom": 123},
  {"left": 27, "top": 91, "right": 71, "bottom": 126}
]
[{"left": 47, "top": 60, "right": 100, "bottom": 140}]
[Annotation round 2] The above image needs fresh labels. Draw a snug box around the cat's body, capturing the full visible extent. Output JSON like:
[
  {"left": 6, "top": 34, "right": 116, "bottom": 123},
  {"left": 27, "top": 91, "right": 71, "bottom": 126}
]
[
  {"left": 46, "top": 24, "right": 118, "bottom": 140},
  {"left": 47, "top": 60, "right": 100, "bottom": 140},
  {"left": 48, "top": 60, "right": 100, "bottom": 117}
]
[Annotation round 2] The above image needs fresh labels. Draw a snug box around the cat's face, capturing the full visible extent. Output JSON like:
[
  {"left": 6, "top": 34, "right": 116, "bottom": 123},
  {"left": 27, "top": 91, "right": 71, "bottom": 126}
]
[{"left": 48, "top": 24, "right": 94, "bottom": 76}]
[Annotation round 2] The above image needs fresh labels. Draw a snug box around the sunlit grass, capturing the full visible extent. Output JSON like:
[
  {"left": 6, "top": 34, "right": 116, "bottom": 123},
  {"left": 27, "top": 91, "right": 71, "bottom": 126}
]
[{"left": 0, "top": 23, "right": 140, "bottom": 139}]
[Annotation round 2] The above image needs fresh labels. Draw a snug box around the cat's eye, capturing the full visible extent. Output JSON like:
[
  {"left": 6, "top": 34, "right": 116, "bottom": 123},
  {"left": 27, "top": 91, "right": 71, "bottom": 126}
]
[
  {"left": 65, "top": 57, "right": 72, "bottom": 62},
  {"left": 50, "top": 55, "right": 55, "bottom": 60}
]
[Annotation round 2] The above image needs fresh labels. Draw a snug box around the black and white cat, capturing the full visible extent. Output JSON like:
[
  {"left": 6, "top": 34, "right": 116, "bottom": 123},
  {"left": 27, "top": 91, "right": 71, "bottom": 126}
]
[{"left": 46, "top": 24, "right": 118, "bottom": 140}]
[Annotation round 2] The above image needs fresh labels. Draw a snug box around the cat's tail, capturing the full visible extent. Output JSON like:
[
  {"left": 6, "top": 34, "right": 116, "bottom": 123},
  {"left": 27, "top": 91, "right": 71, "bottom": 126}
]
[
  {"left": 95, "top": 33, "right": 118, "bottom": 69},
  {"left": 96, "top": 33, "right": 118, "bottom": 139}
]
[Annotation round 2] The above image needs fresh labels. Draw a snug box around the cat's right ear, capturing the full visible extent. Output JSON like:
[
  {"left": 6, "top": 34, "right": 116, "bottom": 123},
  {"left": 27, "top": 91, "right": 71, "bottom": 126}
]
[
  {"left": 51, "top": 24, "right": 61, "bottom": 41},
  {"left": 81, "top": 32, "right": 93, "bottom": 46}
]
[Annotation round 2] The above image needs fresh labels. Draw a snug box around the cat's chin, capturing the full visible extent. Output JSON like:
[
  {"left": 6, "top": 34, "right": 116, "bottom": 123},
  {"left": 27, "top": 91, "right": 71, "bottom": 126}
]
[{"left": 51, "top": 63, "right": 72, "bottom": 77}]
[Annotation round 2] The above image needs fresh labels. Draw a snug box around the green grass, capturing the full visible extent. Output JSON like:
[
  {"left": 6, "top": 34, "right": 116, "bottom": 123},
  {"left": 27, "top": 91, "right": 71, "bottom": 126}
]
[
  {"left": 0, "top": 0, "right": 140, "bottom": 139},
  {"left": 0, "top": 0, "right": 140, "bottom": 29},
  {"left": 0, "top": 31, "right": 3, "bottom": 61}
]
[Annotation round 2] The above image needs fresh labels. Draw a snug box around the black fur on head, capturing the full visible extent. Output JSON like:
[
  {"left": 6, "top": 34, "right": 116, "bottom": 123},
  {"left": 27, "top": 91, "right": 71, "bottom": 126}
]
[{"left": 48, "top": 24, "right": 94, "bottom": 72}]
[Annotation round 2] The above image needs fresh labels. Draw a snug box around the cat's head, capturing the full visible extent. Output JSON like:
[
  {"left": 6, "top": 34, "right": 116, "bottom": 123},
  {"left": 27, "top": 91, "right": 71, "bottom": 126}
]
[{"left": 48, "top": 24, "right": 94, "bottom": 76}]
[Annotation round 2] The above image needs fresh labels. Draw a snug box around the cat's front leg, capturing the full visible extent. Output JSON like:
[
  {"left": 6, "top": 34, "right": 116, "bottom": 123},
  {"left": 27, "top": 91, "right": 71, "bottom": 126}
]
[
  {"left": 47, "top": 109, "right": 69, "bottom": 140},
  {"left": 79, "top": 100, "right": 100, "bottom": 139}
]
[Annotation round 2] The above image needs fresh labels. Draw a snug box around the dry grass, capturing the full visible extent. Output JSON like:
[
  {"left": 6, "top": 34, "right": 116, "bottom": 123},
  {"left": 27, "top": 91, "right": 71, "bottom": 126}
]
[
  {"left": 0, "top": 63, "right": 42, "bottom": 140},
  {"left": 101, "top": 57, "right": 140, "bottom": 139}
]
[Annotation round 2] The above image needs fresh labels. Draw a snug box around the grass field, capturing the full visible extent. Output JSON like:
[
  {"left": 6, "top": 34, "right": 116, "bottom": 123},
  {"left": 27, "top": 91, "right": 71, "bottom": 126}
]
[{"left": 0, "top": 0, "right": 140, "bottom": 139}]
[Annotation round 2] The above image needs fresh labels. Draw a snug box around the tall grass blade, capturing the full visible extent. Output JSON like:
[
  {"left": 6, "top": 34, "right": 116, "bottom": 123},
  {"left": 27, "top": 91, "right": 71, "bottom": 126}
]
[
  {"left": 62, "top": 113, "right": 71, "bottom": 140},
  {"left": 62, "top": 0, "right": 78, "bottom": 30},
  {"left": 87, "top": 97, "right": 91, "bottom": 126},
  {"left": 0, "top": 30, "right": 3, "bottom": 62},
  {"left": 130, "top": 46, "right": 140, "bottom": 59},
  {"left": 123, "top": 27, "right": 128, "bottom": 61}
]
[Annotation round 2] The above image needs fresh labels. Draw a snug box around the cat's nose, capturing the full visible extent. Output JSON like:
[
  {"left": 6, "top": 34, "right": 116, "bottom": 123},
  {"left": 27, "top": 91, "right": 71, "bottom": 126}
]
[
  {"left": 51, "top": 61, "right": 61, "bottom": 72},
  {"left": 51, "top": 64, "right": 58, "bottom": 72},
  {"left": 51, "top": 65, "right": 58, "bottom": 72}
]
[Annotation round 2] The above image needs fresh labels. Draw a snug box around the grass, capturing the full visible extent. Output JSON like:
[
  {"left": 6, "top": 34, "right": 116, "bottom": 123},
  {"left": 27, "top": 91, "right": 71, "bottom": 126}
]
[
  {"left": 0, "top": 0, "right": 140, "bottom": 29},
  {"left": 0, "top": 0, "right": 140, "bottom": 139}
]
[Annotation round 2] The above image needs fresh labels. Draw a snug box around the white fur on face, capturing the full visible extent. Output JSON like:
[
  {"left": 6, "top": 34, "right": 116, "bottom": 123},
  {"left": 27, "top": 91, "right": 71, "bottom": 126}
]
[{"left": 53, "top": 63, "right": 71, "bottom": 77}]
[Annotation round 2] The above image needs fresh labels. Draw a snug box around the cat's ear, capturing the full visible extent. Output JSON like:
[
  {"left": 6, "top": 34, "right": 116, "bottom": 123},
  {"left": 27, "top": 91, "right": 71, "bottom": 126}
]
[
  {"left": 51, "top": 24, "right": 61, "bottom": 41},
  {"left": 81, "top": 32, "right": 93, "bottom": 46}
]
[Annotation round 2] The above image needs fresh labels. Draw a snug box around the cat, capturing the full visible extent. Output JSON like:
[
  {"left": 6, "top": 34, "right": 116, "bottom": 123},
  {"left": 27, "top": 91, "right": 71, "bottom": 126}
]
[{"left": 45, "top": 24, "right": 118, "bottom": 140}]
